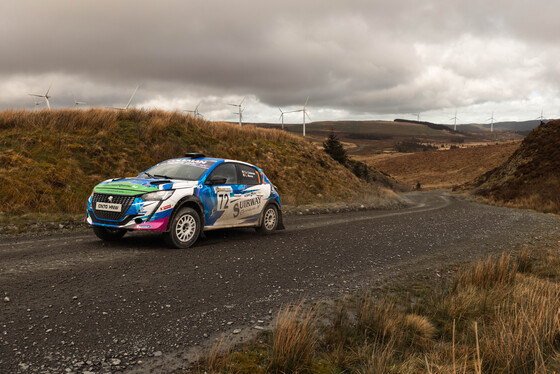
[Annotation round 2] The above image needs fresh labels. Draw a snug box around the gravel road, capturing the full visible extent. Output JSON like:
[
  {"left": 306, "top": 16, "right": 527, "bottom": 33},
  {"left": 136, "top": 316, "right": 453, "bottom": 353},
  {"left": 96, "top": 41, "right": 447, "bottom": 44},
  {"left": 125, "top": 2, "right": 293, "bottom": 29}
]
[{"left": 1, "top": 191, "right": 559, "bottom": 373}]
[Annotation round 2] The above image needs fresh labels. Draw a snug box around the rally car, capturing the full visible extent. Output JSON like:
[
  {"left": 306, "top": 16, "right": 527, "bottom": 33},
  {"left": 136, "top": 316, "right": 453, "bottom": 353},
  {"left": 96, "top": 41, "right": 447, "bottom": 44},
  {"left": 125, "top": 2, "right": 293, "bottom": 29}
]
[{"left": 85, "top": 154, "right": 284, "bottom": 248}]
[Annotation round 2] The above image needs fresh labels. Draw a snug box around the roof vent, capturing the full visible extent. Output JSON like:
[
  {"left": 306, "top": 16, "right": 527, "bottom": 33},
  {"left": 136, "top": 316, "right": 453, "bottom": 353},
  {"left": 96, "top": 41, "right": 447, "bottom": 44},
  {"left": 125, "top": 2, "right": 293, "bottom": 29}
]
[{"left": 184, "top": 153, "right": 205, "bottom": 158}]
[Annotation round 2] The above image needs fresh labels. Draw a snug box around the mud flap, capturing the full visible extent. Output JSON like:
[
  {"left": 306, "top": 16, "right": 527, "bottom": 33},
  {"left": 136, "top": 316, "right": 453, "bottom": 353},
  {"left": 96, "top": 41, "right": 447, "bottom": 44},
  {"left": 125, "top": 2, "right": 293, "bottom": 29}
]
[{"left": 277, "top": 209, "right": 285, "bottom": 230}]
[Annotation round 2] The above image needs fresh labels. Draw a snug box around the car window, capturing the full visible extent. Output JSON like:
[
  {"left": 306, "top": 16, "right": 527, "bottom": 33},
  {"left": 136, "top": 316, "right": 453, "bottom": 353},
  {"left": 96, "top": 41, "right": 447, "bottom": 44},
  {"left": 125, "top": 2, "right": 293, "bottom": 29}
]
[
  {"left": 237, "top": 164, "right": 261, "bottom": 186},
  {"left": 209, "top": 163, "right": 238, "bottom": 184},
  {"left": 139, "top": 158, "right": 216, "bottom": 180}
]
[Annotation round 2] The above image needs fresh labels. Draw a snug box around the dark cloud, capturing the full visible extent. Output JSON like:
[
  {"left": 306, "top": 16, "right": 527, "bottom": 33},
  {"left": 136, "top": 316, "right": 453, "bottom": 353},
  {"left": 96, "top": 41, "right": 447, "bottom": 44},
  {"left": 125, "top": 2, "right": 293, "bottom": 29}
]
[{"left": 1, "top": 0, "right": 559, "bottom": 122}]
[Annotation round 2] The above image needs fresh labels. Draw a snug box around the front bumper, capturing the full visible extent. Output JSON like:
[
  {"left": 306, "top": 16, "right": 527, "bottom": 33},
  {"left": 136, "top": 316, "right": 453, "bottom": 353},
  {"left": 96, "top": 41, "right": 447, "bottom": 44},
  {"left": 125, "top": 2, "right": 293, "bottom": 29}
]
[{"left": 86, "top": 193, "right": 173, "bottom": 232}]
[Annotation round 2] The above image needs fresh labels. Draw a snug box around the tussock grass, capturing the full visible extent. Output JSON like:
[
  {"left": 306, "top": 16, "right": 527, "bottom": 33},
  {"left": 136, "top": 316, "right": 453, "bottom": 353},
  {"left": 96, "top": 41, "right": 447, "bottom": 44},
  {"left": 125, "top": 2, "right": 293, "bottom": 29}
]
[
  {"left": 189, "top": 247, "right": 560, "bottom": 374},
  {"left": 0, "top": 109, "right": 395, "bottom": 215},
  {"left": 270, "top": 302, "right": 318, "bottom": 373},
  {"left": 453, "top": 252, "right": 518, "bottom": 290}
]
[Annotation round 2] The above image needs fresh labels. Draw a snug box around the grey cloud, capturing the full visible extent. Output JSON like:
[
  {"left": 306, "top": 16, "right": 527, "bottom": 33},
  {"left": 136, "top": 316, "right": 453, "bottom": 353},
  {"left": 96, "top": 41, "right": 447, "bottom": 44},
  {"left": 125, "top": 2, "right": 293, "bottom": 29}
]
[{"left": 1, "top": 0, "right": 559, "bottom": 121}]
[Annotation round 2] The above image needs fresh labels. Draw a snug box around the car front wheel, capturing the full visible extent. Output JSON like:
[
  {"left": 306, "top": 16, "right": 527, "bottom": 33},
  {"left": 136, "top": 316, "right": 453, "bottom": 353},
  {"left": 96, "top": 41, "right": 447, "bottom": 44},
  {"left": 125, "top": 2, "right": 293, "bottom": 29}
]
[
  {"left": 163, "top": 207, "right": 201, "bottom": 248},
  {"left": 257, "top": 204, "right": 278, "bottom": 234},
  {"left": 93, "top": 226, "right": 126, "bottom": 241}
]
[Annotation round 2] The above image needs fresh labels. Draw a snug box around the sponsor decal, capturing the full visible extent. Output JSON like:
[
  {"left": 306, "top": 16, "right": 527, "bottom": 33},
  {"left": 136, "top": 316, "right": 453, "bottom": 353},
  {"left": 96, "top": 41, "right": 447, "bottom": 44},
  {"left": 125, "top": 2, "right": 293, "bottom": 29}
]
[
  {"left": 214, "top": 186, "right": 233, "bottom": 193},
  {"left": 233, "top": 196, "right": 262, "bottom": 217},
  {"left": 161, "top": 159, "right": 215, "bottom": 168},
  {"left": 242, "top": 169, "right": 256, "bottom": 178},
  {"left": 160, "top": 204, "right": 172, "bottom": 211},
  {"left": 138, "top": 224, "right": 152, "bottom": 229}
]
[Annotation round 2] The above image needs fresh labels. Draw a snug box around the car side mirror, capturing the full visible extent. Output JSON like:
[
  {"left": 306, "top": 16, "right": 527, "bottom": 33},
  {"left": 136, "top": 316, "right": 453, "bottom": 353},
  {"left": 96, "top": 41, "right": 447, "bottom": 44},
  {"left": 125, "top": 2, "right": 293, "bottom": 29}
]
[{"left": 206, "top": 176, "right": 227, "bottom": 185}]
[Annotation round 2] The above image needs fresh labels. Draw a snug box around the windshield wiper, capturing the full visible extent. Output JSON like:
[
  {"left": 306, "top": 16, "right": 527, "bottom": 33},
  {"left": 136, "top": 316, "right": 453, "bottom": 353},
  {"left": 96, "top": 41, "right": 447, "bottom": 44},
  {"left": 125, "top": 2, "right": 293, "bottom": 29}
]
[
  {"left": 153, "top": 174, "right": 173, "bottom": 179},
  {"left": 142, "top": 172, "right": 155, "bottom": 178}
]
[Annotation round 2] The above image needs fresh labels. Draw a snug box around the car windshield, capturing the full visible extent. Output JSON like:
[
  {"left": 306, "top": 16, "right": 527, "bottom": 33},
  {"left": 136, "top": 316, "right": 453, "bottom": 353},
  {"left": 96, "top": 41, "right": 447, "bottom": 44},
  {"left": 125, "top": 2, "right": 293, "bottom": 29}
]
[{"left": 139, "top": 159, "right": 216, "bottom": 181}]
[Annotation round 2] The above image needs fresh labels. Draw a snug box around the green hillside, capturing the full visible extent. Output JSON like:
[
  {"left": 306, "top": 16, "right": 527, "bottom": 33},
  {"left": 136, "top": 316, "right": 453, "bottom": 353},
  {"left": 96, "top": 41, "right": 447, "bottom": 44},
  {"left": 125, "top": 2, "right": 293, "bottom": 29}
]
[{"left": 0, "top": 109, "right": 398, "bottom": 215}]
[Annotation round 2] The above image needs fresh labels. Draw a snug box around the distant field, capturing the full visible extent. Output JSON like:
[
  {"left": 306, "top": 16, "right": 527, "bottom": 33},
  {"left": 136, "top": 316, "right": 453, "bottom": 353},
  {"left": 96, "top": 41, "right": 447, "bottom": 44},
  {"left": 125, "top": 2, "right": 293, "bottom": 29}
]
[
  {"left": 291, "top": 120, "right": 455, "bottom": 137},
  {"left": 254, "top": 120, "right": 523, "bottom": 155},
  {"left": 357, "top": 142, "right": 521, "bottom": 189}
]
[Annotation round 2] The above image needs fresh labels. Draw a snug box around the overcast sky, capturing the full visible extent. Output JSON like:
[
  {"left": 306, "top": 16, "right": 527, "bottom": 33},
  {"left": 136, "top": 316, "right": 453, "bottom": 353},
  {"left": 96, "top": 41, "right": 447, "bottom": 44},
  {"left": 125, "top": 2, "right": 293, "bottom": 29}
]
[{"left": 1, "top": 0, "right": 559, "bottom": 124}]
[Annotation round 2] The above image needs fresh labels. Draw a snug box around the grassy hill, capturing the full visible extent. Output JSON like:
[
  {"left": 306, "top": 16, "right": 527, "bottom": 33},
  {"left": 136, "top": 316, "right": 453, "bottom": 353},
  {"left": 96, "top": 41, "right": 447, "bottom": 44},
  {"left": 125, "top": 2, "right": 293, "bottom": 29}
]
[
  {"left": 0, "top": 109, "right": 401, "bottom": 216},
  {"left": 469, "top": 119, "right": 560, "bottom": 213},
  {"left": 254, "top": 119, "right": 523, "bottom": 156},
  {"left": 257, "top": 119, "right": 463, "bottom": 139},
  {"left": 356, "top": 142, "right": 520, "bottom": 190}
]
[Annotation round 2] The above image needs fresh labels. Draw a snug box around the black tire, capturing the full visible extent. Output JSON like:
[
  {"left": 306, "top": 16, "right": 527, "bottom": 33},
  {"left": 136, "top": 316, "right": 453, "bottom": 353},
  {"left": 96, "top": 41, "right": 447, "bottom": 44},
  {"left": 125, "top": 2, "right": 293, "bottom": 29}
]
[
  {"left": 163, "top": 207, "right": 201, "bottom": 248},
  {"left": 257, "top": 204, "right": 278, "bottom": 234},
  {"left": 93, "top": 226, "right": 126, "bottom": 241}
]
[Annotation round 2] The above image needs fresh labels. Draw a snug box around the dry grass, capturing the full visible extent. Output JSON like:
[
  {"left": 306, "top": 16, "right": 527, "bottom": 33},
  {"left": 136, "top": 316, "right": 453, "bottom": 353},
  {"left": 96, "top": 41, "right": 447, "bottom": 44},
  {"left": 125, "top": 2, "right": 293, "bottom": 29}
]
[
  {"left": 471, "top": 119, "right": 560, "bottom": 214},
  {"left": 270, "top": 302, "right": 318, "bottom": 373},
  {"left": 189, "top": 246, "right": 560, "bottom": 374},
  {"left": 0, "top": 109, "right": 396, "bottom": 215},
  {"left": 453, "top": 252, "right": 518, "bottom": 290},
  {"left": 357, "top": 142, "right": 520, "bottom": 190}
]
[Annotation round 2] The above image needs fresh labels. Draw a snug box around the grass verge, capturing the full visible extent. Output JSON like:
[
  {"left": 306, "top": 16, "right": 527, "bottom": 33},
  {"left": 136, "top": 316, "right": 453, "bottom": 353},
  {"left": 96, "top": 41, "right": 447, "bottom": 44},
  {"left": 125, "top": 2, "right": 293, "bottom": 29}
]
[{"left": 188, "top": 243, "right": 560, "bottom": 373}]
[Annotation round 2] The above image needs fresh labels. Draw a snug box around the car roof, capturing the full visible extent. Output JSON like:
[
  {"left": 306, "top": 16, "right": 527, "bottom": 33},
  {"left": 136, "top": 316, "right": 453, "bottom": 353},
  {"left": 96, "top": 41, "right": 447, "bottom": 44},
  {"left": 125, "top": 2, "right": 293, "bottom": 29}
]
[{"left": 178, "top": 157, "right": 259, "bottom": 169}]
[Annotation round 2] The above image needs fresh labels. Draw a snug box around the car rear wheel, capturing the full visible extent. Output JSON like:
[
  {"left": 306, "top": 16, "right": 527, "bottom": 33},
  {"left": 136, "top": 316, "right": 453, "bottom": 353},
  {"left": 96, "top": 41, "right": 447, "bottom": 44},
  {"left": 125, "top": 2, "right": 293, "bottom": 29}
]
[
  {"left": 257, "top": 204, "right": 278, "bottom": 234},
  {"left": 93, "top": 226, "right": 126, "bottom": 241},
  {"left": 163, "top": 207, "right": 201, "bottom": 248}
]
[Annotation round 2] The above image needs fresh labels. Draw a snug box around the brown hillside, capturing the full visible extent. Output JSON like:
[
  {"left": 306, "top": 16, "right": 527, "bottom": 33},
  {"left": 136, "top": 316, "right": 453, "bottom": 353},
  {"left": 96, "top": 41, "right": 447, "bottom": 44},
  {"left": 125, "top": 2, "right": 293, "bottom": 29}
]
[
  {"left": 0, "top": 109, "right": 398, "bottom": 215},
  {"left": 470, "top": 119, "right": 560, "bottom": 213},
  {"left": 357, "top": 142, "right": 520, "bottom": 190}
]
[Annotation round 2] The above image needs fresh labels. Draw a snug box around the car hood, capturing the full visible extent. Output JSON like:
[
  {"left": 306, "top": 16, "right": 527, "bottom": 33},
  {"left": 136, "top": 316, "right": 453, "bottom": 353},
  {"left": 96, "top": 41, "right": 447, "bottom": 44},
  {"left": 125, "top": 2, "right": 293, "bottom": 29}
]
[{"left": 93, "top": 177, "right": 198, "bottom": 196}]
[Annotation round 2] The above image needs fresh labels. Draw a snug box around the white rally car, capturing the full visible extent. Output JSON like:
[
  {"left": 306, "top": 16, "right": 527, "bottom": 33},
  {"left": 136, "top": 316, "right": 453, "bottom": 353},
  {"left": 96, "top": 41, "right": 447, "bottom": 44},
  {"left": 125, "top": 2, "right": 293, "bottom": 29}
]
[{"left": 86, "top": 153, "right": 284, "bottom": 248}]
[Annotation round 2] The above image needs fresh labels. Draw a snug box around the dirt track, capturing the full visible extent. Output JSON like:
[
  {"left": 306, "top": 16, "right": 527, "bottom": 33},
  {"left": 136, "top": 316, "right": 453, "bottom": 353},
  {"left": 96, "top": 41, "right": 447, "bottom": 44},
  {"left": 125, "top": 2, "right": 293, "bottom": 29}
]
[{"left": 1, "top": 191, "right": 559, "bottom": 373}]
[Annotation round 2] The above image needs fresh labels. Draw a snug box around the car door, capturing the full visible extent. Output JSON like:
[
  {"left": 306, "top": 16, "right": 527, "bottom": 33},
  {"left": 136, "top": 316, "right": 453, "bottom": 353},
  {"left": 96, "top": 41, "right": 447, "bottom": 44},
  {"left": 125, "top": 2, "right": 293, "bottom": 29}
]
[
  {"left": 231, "top": 163, "right": 271, "bottom": 225},
  {"left": 199, "top": 162, "right": 239, "bottom": 228}
]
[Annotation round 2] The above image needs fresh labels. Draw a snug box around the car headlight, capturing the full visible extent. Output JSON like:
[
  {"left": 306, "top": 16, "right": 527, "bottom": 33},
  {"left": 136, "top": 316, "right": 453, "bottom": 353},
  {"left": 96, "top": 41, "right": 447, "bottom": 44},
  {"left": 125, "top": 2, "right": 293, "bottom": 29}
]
[{"left": 141, "top": 190, "right": 174, "bottom": 201}]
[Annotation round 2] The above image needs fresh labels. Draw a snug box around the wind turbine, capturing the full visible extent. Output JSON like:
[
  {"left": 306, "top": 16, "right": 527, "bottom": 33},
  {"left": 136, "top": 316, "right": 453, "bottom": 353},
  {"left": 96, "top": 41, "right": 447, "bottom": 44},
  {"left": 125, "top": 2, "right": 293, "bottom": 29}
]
[
  {"left": 228, "top": 97, "right": 245, "bottom": 126},
  {"left": 450, "top": 110, "right": 458, "bottom": 131},
  {"left": 413, "top": 113, "right": 421, "bottom": 121},
  {"left": 293, "top": 97, "right": 311, "bottom": 136},
  {"left": 29, "top": 85, "right": 52, "bottom": 110},
  {"left": 110, "top": 85, "right": 139, "bottom": 110},
  {"left": 30, "top": 97, "right": 42, "bottom": 110},
  {"left": 73, "top": 95, "right": 86, "bottom": 108},
  {"left": 488, "top": 112, "right": 495, "bottom": 132},
  {"left": 184, "top": 103, "right": 202, "bottom": 118},
  {"left": 278, "top": 108, "right": 288, "bottom": 130},
  {"left": 537, "top": 109, "right": 545, "bottom": 122}
]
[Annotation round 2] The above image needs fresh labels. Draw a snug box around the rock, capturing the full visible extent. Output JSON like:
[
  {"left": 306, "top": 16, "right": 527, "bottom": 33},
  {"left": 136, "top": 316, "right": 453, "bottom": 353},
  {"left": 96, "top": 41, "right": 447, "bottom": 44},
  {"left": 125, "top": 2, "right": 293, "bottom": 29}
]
[
  {"left": 153, "top": 351, "right": 162, "bottom": 357},
  {"left": 3, "top": 297, "right": 9, "bottom": 302},
  {"left": 232, "top": 329, "right": 241, "bottom": 334},
  {"left": 18, "top": 363, "right": 29, "bottom": 370},
  {"left": 111, "top": 358, "right": 121, "bottom": 365}
]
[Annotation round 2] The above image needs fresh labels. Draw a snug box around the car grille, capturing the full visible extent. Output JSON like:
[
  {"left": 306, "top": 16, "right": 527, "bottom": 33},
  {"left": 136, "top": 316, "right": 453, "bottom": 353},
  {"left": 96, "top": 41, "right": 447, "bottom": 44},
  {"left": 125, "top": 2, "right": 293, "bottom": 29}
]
[{"left": 92, "top": 193, "right": 136, "bottom": 221}]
